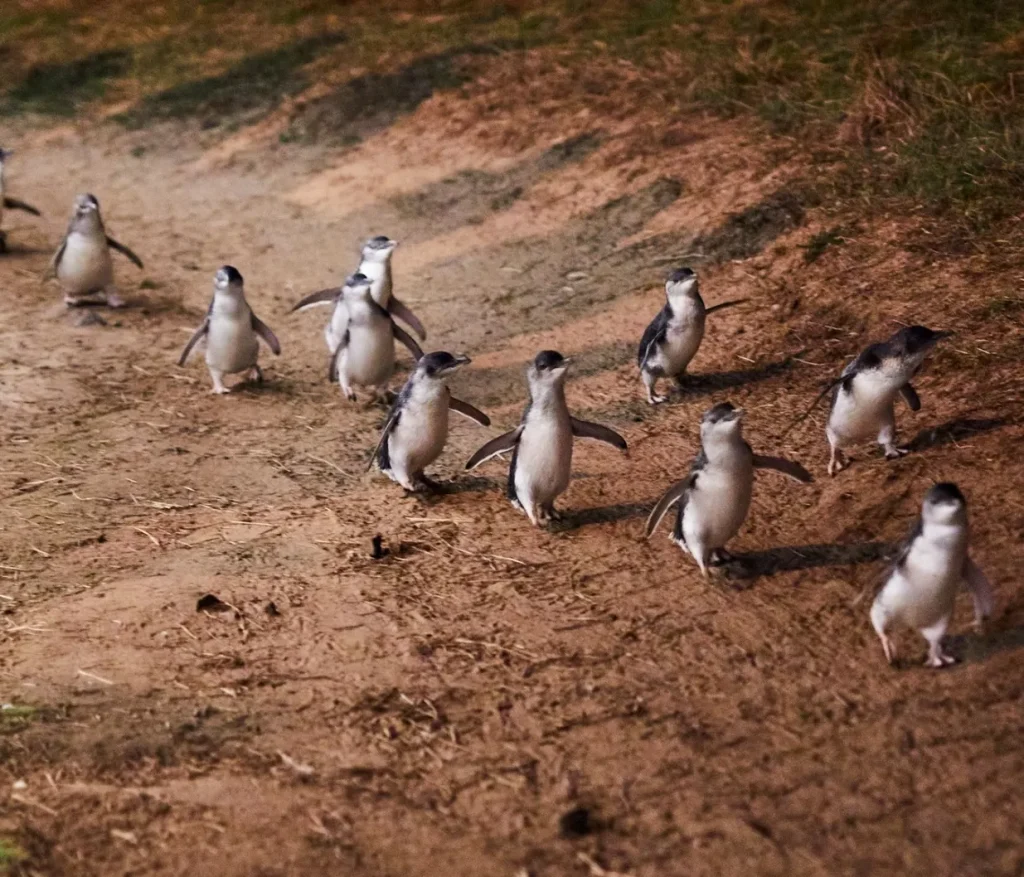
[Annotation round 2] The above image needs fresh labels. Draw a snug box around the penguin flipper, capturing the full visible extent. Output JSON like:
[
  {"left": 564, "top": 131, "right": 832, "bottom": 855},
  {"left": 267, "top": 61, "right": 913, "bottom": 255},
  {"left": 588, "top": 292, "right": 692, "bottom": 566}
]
[
  {"left": 106, "top": 236, "right": 143, "bottom": 269},
  {"left": 645, "top": 474, "right": 697, "bottom": 539},
  {"left": 752, "top": 453, "right": 813, "bottom": 483},
  {"left": 963, "top": 556, "right": 994, "bottom": 623},
  {"left": 45, "top": 237, "right": 66, "bottom": 281},
  {"left": 328, "top": 331, "right": 350, "bottom": 382},
  {"left": 899, "top": 383, "right": 921, "bottom": 411},
  {"left": 392, "top": 323, "right": 424, "bottom": 361},
  {"left": 291, "top": 287, "right": 340, "bottom": 312},
  {"left": 465, "top": 427, "right": 523, "bottom": 470},
  {"left": 638, "top": 304, "right": 670, "bottom": 370},
  {"left": 704, "top": 298, "right": 748, "bottom": 316},
  {"left": 367, "top": 398, "right": 405, "bottom": 473},
  {"left": 251, "top": 314, "right": 281, "bottom": 355},
  {"left": 3, "top": 196, "right": 40, "bottom": 216},
  {"left": 387, "top": 297, "right": 427, "bottom": 341},
  {"left": 779, "top": 376, "right": 843, "bottom": 440},
  {"left": 178, "top": 318, "right": 210, "bottom": 366},
  {"left": 449, "top": 397, "right": 490, "bottom": 426},
  {"left": 570, "top": 417, "right": 627, "bottom": 451}
]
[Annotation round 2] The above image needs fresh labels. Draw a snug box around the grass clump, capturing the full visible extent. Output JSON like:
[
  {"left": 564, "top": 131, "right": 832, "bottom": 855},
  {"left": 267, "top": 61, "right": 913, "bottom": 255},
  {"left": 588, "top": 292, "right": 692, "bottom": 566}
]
[{"left": 0, "top": 840, "right": 27, "bottom": 872}]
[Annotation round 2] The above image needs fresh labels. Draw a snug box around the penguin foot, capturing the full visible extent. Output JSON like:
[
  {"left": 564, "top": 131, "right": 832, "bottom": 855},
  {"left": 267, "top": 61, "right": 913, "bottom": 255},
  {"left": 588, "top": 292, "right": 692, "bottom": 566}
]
[
  {"left": 647, "top": 394, "right": 669, "bottom": 405},
  {"left": 210, "top": 386, "right": 232, "bottom": 395},
  {"left": 248, "top": 365, "right": 264, "bottom": 384},
  {"left": 827, "top": 452, "right": 848, "bottom": 477},
  {"left": 105, "top": 292, "right": 127, "bottom": 309},
  {"left": 884, "top": 446, "right": 910, "bottom": 460},
  {"left": 709, "top": 548, "right": 734, "bottom": 566},
  {"left": 924, "top": 652, "right": 956, "bottom": 669},
  {"left": 878, "top": 634, "right": 897, "bottom": 665},
  {"left": 343, "top": 390, "right": 357, "bottom": 402}
]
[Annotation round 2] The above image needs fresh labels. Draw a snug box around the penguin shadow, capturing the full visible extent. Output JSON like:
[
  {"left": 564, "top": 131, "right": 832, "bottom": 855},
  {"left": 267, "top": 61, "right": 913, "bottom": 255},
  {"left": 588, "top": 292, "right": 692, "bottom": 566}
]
[
  {"left": 906, "top": 416, "right": 1011, "bottom": 453},
  {"left": 947, "top": 623, "right": 1024, "bottom": 665},
  {"left": 430, "top": 475, "right": 501, "bottom": 496},
  {"left": 676, "top": 357, "right": 795, "bottom": 398},
  {"left": 0, "top": 242, "right": 49, "bottom": 258},
  {"left": 720, "top": 540, "right": 895, "bottom": 581},
  {"left": 553, "top": 501, "right": 651, "bottom": 531}
]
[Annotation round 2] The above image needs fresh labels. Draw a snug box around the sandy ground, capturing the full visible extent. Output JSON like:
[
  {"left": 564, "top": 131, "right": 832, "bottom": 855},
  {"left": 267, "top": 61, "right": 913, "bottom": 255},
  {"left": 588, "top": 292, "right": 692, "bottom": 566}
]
[{"left": 2, "top": 56, "right": 1024, "bottom": 877}]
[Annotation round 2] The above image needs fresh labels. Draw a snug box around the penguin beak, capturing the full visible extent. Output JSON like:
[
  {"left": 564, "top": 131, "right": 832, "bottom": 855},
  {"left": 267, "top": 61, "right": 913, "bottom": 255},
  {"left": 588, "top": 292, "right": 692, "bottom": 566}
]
[
  {"left": 443, "top": 355, "right": 471, "bottom": 373},
  {"left": 933, "top": 330, "right": 954, "bottom": 341}
]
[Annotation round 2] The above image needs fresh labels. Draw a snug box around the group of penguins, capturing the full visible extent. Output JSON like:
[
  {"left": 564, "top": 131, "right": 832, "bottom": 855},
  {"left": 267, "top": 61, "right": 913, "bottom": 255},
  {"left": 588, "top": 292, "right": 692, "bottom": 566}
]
[{"left": 0, "top": 147, "right": 995, "bottom": 669}]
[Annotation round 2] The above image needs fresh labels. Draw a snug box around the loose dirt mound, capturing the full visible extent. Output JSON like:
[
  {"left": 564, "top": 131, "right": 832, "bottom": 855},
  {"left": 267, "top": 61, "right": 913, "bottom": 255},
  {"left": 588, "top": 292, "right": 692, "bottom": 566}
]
[{"left": 2, "top": 40, "right": 1023, "bottom": 877}]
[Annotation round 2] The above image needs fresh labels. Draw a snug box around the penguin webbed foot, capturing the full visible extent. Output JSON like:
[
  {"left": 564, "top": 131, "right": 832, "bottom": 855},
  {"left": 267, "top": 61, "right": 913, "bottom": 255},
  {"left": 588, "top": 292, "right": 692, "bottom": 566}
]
[
  {"left": 709, "top": 548, "right": 734, "bottom": 566},
  {"left": 248, "top": 365, "right": 264, "bottom": 384},
  {"left": 647, "top": 393, "right": 669, "bottom": 406},
  {"left": 884, "top": 446, "right": 910, "bottom": 460}
]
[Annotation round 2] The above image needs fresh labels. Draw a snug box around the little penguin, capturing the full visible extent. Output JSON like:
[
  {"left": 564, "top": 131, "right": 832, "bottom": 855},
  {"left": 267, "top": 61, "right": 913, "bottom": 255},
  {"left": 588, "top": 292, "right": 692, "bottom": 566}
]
[
  {"left": 328, "top": 272, "right": 424, "bottom": 402},
  {"left": 368, "top": 351, "right": 490, "bottom": 492},
  {"left": 46, "top": 194, "right": 143, "bottom": 307},
  {"left": 637, "top": 267, "right": 747, "bottom": 405},
  {"left": 465, "top": 350, "right": 628, "bottom": 526},
  {"left": 871, "top": 483, "right": 993, "bottom": 668},
  {"left": 0, "top": 148, "right": 42, "bottom": 253},
  {"left": 645, "top": 402, "right": 812, "bottom": 576},
  {"left": 784, "top": 325, "right": 950, "bottom": 476},
  {"left": 178, "top": 266, "right": 281, "bottom": 394},
  {"left": 290, "top": 235, "right": 426, "bottom": 349}
]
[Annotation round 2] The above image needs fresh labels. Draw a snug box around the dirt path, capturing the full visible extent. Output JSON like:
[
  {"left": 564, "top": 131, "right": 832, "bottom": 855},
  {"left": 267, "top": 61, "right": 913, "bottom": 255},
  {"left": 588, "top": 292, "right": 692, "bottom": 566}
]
[{"left": 2, "top": 65, "right": 1024, "bottom": 877}]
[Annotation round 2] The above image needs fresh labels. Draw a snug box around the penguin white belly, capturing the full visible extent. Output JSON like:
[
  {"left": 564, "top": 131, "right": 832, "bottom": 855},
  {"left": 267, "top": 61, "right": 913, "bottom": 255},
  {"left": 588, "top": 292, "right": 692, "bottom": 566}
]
[
  {"left": 360, "top": 262, "right": 390, "bottom": 306},
  {"left": 57, "top": 232, "right": 113, "bottom": 294},
  {"left": 325, "top": 301, "right": 350, "bottom": 352},
  {"left": 341, "top": 324, "right": 395, "bottom": 387},
  {"left": 829, "top": 376, "right": 897, "bottom": 442},
  {"left": 515, "top": 418, "right": 573, "bottom": 506},
  {"left": 683, "top": 465, "right": 753, "bottom": 550},
  {"left": 392, "top": 395, "right": 449, "bottom": 475},
  {"left": 659, "top": 322, "right": 704, "bottom": 375},
  {"left": 883, "top": 533, "right": 966, "bottom": 628},
  {"left": 206, "top": 318, "right": 258, "bottom": 374}
]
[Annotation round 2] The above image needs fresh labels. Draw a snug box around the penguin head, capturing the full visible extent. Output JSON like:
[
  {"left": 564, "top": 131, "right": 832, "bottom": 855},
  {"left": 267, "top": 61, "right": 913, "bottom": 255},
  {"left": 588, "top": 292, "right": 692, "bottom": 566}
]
[
  {"left": 886, "top": 325, "right": 951, "bottom": 368},
  {"left": 922, "top": 482, "right": 967, "bottom": 525},
  {"left": 361, "top": 235, "right": 398, "bottom": 262},
  {"left": 700, "top": 401, "right": 744, "bottom": 441},
  {"left": 420, "top": 351, "right": 471, "bottom": 380},
  {"left": 529, "top": 350, "right": 571, "bottom": 387},
  {"left": 214, "top": 265, "right": 244, "bottom": 293},
  {"left": 666, "top": 266, "right": 699, "bottom": 302},
  {"left": 341, "top": 272, "right": 373, "bottom": 302},
  {"left": 71, "top": 193, "right": 102, "bottom": 230}
]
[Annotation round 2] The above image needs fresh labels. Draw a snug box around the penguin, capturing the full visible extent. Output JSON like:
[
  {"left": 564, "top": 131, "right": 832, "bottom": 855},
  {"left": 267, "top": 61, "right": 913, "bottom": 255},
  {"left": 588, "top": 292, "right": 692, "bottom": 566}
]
[
  {"left": 870, "top": 483, "right": 993, "bottom": 668},
  {"left": 328, "top": 272, "right": 424, "bottom": 402},
  {"left": 178, "top": 266, "right": 281, "bottom": 394},
  {"left": 0, "top": 148, "right": 42, "bottom": 253},
  {"left": 368, "top": 351, "right": 490, "bottom": 491},
  {"left": 781, "top": 325, "right": 950, "bottom": 476},
  {"left": 645, "top": 402, "right": 812, "bottom": 576},
  {"left": 465, "top": 350, "right": 628, "bottom": 526},
  {"left": 290, "top": 235, "right": 426, "bottom": 350},
  {"left": 637, "top": 267, "right": 747, "bottom": 405},
  {"left": 46, "top": 194, "right": 143, "bottom": 307}
]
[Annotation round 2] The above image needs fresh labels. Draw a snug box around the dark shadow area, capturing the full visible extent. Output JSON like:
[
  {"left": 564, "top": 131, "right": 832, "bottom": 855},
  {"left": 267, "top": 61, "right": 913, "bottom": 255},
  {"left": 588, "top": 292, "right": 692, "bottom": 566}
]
[
  {"left": 555, "top": 501, "right": 650, "bottom": 531},
  {"left": 2, "top": 48, "right": 131, "bottom": 116},
  {"left": 694, "top": 188, "right": 805, "bottom": 262},
  {"left": 116, "top": 33, "right": 345, "bottom": 128},
  {"left": 906, "top": 417, "right": 1011, "bottom": 452},
  {"left": 432, "top": 475, "right": 502, "bottom": 495},
  {"left": 949, "top": 624, "right": 1024, "bottom": 665},
  {"left": 677, "top": 357, "right": 796, "bottom": 397},
  {"left": 289, "top": 44, "right": 501, "bottom": 145},
  {"left": 722, "top": 540, "right": 894, "bottom": 580},
  {"left": 388, "top": 132, "right": 602, "bottom": 234}
]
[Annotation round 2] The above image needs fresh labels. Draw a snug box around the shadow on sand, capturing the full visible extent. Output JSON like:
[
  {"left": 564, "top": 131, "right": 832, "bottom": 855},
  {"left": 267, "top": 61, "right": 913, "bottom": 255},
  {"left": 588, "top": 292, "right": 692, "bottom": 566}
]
[
  {"left": 907, "top": 417, "right": 1011, "bottom": 453},
  {"left": 676, "top": 357, "right": 796, "bottom": 398},
  {"left": 721, "top": 540, "right": 894, "bottom": 580}
]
